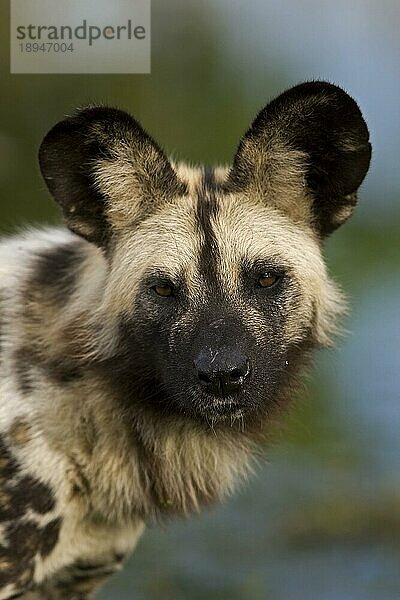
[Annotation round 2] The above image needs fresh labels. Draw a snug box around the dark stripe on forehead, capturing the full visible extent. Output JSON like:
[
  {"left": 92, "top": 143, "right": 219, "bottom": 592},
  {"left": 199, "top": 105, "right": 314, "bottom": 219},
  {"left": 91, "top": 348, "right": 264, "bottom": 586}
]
[
  {"left": 196, "top": 167, "right": 221, "bottom": 290},
  {"left": 202, "top": 165, "right": 217, "bottom": 192},
  {"left": 196, "top": 167, "right": 219, "bottom": 239}
]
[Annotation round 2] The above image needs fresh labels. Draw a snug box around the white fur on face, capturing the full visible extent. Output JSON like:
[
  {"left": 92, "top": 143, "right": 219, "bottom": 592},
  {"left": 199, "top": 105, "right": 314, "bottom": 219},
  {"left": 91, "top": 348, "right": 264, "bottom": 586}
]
[
  {"left": 210, "top": 195, "right": 345, "bottom": 345},
  {"left": 94, "top": 163, "right": 345, "bottom": 350}
]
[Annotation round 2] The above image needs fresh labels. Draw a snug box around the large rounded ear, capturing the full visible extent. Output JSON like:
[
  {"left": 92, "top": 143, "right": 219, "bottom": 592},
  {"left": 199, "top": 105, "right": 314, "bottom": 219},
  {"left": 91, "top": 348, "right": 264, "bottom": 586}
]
[
  {"left": 225, "top": 81, "right": 371, "bottom": 237},
  {"left": 39, "top": 107, "right": 186, "bottom": 247}
]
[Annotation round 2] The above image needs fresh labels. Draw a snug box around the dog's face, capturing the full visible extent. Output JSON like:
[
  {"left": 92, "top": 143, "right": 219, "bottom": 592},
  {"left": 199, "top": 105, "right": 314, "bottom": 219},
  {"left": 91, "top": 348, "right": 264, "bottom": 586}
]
[
  {"left": 39, "top": 82, "right": 371, "bottom": 426},
  {"left": 103, "top": 187, "right": 334, "bottom": 426}
]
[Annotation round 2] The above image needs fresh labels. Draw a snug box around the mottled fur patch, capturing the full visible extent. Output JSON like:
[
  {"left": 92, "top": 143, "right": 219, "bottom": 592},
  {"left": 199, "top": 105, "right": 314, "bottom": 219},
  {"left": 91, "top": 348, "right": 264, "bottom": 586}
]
[
  {"left": 30, "top": 243, "right": 84, "bottom": 304},
  {"left": 0, "top": 474, "right": 55, "bottom": 521},
  {"left": 7, "top": 419, "right": 31, "bottom": 447},
  {"left": 39, "top": 518, "right": 62, "bottom": 558},
  {"left": 12, "top": 347, "right": 36, "bottom": 396},
  {"left": 0, "top": 437, "right": 19, "bottom": 482}
]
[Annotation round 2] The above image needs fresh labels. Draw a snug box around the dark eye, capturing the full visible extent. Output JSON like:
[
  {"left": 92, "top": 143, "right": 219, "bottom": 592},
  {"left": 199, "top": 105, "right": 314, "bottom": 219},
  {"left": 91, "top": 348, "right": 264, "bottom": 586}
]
[
  {"left": 258, "top": 273, "right": 280, "bottom": 288},
  {"left": 153, "top": 283, "right": 174, "bottom": 297}
]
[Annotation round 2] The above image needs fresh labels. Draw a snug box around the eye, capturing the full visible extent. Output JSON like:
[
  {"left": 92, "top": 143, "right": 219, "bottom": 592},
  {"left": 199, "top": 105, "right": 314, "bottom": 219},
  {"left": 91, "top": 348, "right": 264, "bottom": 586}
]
[
  {"left": 258, "top": 273, "right": 280, "bottom": 288},
  {"left": 153, "top": 283, "right": 174, "bottom": 297}
]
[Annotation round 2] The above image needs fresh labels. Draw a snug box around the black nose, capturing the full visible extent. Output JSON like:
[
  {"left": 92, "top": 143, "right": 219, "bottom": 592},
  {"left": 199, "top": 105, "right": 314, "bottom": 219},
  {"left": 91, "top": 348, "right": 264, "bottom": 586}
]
[{"left": 194, "top": 347, "right": 251, "bottom": 395}]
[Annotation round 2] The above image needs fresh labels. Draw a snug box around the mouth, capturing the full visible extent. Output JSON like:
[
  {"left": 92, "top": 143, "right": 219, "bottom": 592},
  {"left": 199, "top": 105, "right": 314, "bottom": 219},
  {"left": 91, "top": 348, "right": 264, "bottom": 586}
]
[
  {"left": 198, "top": 394, "right": 246, "bottom": 420},
  {"left": 161, "top": 381, "right": 250, "bottom": 423}
]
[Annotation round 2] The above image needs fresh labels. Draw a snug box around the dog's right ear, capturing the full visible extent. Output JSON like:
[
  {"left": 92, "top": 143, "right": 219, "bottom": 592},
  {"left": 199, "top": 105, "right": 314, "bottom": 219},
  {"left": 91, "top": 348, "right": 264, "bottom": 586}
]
[
  {"left": 226, "top": 81, "right": 371, "bottom": 237},
  {"left": 39, "top": 106, "right": 186, "bottom": 247}
]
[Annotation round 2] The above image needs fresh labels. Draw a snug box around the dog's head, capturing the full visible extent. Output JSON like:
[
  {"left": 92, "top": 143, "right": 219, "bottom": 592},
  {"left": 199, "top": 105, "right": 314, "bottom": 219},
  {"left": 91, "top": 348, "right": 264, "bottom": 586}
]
[{"left": 39, "top": 82, "right": 371, "bottom": 427}]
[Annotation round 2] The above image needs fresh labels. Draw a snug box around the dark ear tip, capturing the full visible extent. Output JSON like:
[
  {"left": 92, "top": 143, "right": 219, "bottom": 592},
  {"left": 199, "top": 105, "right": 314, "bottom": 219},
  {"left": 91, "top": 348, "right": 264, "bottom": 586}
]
[
  {"left": 39, "top": 106, "right": 152, "bottom": 176},
  {"left": 289, "top": 80, "right": 350, "bottom": 95},
  {"left": 282, "top": 79, "right": 370, "bottom": 137},
  {"left": 39, "top": 105, "right": 132, "bottom": 140},
  {"left": 249, "top": 81, "right": 371, "bottom": 150},
  {"left": 72, "top": 104, "right": 133, "bottom": 124},
  {"left": 38, "top": 105, "right": 134, "bottom": 174},
  {"left": 286, "top": 80, "right": 361, "bottom": 104}
]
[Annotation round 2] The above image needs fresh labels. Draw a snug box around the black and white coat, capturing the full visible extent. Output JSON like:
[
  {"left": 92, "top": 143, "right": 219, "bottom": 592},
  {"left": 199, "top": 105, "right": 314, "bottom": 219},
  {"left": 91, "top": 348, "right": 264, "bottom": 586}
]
[{"left": 0, "top": 81, "right": 370, "bottom": 598}]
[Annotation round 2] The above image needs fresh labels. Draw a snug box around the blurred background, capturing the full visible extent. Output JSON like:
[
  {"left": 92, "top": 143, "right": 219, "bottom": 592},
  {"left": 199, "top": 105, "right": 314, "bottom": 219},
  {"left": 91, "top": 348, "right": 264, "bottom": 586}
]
[{"left": 1, "top": 1, "right": 399, "bottom": 598}]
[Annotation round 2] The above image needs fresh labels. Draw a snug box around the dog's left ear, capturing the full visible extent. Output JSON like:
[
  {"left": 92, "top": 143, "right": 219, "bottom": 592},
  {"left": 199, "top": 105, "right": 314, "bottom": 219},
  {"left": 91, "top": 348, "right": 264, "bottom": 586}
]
[
  {"left": 226, "top": 81, "right": 371, "bottom": 237},
  {"left": 39, "top": 106, "right": 186, "bottom": 247}
]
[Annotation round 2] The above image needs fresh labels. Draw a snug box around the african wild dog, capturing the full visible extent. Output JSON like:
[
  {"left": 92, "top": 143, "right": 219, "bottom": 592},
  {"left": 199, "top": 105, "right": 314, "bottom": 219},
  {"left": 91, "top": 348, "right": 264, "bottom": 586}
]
[{"left": 0, "top": 81, "right": 370, "bottom": 598}]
